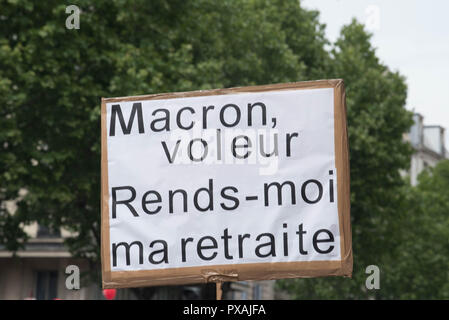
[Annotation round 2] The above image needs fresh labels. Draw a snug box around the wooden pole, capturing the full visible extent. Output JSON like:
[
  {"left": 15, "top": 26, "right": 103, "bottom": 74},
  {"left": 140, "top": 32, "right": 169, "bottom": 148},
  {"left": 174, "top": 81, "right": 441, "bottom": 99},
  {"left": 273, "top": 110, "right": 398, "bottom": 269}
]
[{"left": 216, "top": 282, "right": 223, "bottom": 300}]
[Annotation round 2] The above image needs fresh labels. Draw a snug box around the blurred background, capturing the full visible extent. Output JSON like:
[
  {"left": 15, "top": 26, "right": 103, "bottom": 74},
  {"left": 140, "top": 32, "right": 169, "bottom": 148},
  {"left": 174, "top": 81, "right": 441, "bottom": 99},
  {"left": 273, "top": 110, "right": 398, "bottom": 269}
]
[{"left": 0, "top": 0, "right": 448, "bottom": 300}]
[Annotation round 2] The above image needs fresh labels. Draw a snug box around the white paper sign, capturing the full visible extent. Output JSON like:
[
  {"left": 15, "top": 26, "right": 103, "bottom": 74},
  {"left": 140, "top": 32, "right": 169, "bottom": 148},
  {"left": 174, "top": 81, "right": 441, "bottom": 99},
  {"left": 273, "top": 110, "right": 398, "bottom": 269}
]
[{"left": 105, "top": 87, "right": 342, "bottom": 272}]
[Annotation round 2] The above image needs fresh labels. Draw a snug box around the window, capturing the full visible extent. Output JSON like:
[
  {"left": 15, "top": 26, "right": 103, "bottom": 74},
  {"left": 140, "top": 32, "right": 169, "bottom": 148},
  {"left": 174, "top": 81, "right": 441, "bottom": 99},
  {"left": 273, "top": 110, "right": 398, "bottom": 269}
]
[
  {"left": 35, "top": 271, "right": 58, "bottom": 300},
  {"left": 253, "top": 284, "right": 262, "bottom": 300},
  {"left": 37, "top": 224, "right": 61, "bottom": 238}
]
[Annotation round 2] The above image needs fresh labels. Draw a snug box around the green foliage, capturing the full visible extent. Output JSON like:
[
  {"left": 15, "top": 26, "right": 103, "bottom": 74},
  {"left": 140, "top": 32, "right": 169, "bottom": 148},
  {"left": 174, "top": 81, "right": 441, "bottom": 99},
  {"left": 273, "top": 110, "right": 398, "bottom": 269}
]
[
  {"left": 0, "top": 0, "right": 330, "bottom": 266},
  {"left": 2, "top": 0, "right": 440, "bottom": 299},
  {"left": 278, "top": 20, "right": 415, "bottom": 299},
  {"left": 385, "top": 161, "right": 449, "bottom": 299}
]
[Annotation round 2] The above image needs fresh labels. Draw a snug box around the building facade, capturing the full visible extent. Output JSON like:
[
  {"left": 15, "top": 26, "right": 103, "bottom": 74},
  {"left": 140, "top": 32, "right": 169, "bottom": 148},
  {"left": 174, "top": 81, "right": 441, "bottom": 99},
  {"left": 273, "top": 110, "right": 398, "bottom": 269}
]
[
  {"left": 0, "top": 209, "right": 275, "bottom": 300},
  {"left": 225, "top": 280, "right": 276, "bottom": 300},
  {"left": 0, "top": 222, "right": 102, "bottom": 299},
  {"left": 407, "top": 113, "right": 448, "bottom": 186}
]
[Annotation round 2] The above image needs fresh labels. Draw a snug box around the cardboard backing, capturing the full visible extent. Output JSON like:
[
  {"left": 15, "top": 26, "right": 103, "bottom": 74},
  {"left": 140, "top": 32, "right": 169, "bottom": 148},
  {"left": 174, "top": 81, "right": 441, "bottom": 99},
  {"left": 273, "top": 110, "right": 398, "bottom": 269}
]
[{"left": 101, "top": 79, "right": 352, "bottom": 289}]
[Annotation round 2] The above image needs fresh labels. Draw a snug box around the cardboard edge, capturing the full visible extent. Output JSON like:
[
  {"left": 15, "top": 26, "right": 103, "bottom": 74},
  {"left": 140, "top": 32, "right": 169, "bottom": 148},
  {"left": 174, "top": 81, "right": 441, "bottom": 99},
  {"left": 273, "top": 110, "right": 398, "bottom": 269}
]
[
  {"left": 101, "top": 98, "right": 112, "bottom": 287},
  {"left": 100, "top": 79, "right": 353, "bottom": 288},
  {"left": 102, "top": 79, "right": 343, "bottom": 103},
  {"left": 102, "top": 260, "right": 350, "bottom": 289},
  {"left": 333, "top": 79, "right": 353, "bottom": 278}
]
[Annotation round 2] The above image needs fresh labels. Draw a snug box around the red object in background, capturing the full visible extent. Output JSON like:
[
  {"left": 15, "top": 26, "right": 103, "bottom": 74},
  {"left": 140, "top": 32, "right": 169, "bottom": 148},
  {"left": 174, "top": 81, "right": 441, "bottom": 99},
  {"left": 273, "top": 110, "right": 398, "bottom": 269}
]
[{"left": 103, "top": 289, "right": 117, "bottom": 300}]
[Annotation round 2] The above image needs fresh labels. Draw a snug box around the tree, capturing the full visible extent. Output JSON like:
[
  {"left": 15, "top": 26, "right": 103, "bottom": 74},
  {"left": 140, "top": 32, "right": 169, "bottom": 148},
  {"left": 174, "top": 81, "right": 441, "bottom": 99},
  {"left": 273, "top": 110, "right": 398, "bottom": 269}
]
[
  {"left": 0, "top": 0, "right": 331, "bottom": 290},
  {"left": 385, "top": 161, "right": 449, "bottom": 299},
  {"left": 3, "top": 0, "right": 431, "bottom": 300},
  {"left": 278, "top": 20, "right": 414, "bottom": 299}
]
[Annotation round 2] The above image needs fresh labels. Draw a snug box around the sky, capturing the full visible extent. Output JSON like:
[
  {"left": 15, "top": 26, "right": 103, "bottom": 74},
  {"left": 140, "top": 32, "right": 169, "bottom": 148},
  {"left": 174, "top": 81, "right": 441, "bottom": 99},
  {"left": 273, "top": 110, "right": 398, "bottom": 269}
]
[{"left": 301, "top": 0, "right": 449, "bottom": 147}]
